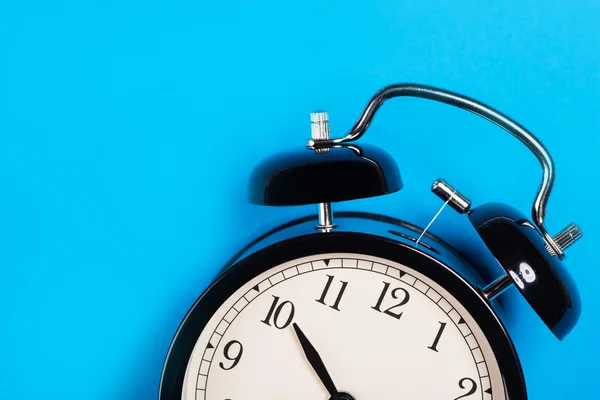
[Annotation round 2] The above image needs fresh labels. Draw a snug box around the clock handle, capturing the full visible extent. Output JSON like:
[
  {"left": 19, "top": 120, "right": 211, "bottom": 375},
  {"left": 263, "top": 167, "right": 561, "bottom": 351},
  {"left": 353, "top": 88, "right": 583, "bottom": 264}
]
[{"left": 308, "top": 83, "right": 561, "bottom": 257}]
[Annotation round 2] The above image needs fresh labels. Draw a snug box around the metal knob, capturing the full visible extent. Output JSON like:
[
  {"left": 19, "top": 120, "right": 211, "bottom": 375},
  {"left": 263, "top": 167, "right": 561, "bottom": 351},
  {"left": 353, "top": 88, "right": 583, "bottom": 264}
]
[
  {"left": 431, "top": 179, "right": 471, "bottom": 214},
  {"left": 546, "top": 222, "right": 583, "bottom": 255},
  {"left": 311, "top": 111, "right": 330, "bottom": 141},
  {"left": 310, "top": 111, "right": 335, "bottom": 231}
]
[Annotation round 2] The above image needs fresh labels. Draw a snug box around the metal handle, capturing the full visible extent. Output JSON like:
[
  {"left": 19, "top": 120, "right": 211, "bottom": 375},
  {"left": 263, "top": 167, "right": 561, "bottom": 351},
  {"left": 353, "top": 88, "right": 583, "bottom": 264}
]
[{"left": 308, "top": 83, "right": 563, "bottom": 257}]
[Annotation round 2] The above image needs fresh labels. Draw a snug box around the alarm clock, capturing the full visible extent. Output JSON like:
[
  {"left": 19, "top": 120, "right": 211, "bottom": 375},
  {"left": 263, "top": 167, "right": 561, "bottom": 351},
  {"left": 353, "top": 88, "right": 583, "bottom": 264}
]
[{"left": 158, "top": 83, "right": 582, "bottom": 400}]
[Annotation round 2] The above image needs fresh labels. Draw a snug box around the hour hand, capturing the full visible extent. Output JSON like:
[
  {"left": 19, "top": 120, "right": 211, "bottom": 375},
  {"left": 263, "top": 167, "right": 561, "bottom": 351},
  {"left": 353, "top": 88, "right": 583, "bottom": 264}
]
[{"left": 292, "top": 322, "right": 338, "bottom": 396}]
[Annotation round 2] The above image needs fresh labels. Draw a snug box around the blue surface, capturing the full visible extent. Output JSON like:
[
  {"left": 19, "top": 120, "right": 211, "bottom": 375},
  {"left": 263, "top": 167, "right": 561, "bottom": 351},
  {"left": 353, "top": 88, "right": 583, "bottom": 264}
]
[{"left": 1, "top": 1, "right": 598, "bottom": 398}]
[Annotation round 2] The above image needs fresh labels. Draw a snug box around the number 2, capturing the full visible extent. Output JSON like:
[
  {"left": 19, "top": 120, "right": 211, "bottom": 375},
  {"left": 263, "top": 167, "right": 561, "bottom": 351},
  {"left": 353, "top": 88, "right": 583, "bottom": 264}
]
[{"left": 453, "top": 377, "right": 477, "bottom": 399}]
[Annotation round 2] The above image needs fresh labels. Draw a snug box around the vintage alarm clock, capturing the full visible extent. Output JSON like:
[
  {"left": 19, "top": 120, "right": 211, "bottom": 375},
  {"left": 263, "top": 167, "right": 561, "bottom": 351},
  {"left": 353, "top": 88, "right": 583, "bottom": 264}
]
[{"left": 158, "top": 84, "right": 582, "bottom": 400}]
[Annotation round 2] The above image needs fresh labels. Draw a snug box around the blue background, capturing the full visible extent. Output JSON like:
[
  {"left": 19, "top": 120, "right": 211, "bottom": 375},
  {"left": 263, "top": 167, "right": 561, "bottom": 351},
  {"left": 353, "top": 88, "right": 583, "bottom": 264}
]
[{"left": 1, "top": 1, "right": 598, "bottom": 398}]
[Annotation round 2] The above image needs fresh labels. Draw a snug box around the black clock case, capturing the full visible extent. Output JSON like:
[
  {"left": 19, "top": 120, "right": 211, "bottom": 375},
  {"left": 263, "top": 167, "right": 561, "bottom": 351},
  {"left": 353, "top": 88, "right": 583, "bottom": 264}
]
[{"left": 158, "top": 211, "right": 528, "bottom": 400}]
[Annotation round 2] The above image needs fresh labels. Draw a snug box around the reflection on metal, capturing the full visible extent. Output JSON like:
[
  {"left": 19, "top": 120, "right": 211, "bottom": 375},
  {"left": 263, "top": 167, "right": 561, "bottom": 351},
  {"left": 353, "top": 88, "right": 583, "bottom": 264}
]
[
  {"left": 311, "top": 111, "right": 330, "bottom": 154},
  {"left": 316, "top": 202, "right": 336, "bottom": 233},
  {"left": 431, "top": 179, "right": 471, "bottom": 214},
  {"left": 546, "top": 222, "right": 583, "bottom": 256},
  {"left": 482, "top": 274, "right": 513, "bottom": 301}
]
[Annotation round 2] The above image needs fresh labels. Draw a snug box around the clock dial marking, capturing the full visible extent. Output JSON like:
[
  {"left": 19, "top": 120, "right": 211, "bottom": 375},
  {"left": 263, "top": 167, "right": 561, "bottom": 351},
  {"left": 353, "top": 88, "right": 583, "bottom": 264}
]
[
  {"left": 453, "top": 377, "right": 478, "bottom": 399},
  {"left": 283, "top": 266, "right": 300, "bottom": 279},
  {"left": 427, "top": 321, "right": 447, "bottom": 352},
  {"left": 371, "top": 281, "right": 411, "bottom": 320},
  {"left": 426, "top": 288, "right": 442, "bottom": 303},
  {"left": 315, "top": 274, "right": 348, "bottom": 311},
  {"left": 183, "top": 255, "right": 504, "bottom": 400},
  {"left": 218, "top": 340, "right": 243, "bottom": 370},
  {"left": 222, "top": 308, "right": 238, "bottom": 324},
  {"left": 260, "top": 295, "right": 295, "bottom": 329}
]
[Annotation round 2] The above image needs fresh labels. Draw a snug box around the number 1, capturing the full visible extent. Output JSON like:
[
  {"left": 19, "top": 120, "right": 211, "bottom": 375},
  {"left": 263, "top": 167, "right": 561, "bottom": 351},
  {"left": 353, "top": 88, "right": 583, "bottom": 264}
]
[{"left": 428, "top": 321, "right": 447, "bottom": 352}]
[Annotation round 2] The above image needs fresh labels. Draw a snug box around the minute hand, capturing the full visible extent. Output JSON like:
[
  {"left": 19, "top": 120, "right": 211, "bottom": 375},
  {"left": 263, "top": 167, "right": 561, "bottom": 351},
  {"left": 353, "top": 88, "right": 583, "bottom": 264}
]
[{"left": 292, "top": 322, "right": 338, "bottom": 396}]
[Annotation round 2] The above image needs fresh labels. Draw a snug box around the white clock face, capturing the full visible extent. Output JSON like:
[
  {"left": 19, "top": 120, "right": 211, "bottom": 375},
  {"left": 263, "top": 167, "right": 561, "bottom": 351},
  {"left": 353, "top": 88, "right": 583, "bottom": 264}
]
[{"left": 181, "top": 253, "right": 505, "bottom": 400}]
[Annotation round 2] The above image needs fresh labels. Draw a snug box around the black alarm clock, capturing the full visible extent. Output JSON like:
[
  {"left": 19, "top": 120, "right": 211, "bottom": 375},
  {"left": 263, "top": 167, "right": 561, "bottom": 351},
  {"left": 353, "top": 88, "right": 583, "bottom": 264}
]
[{"left": 158, "top": 84, "right": 582, "bottom": 400}]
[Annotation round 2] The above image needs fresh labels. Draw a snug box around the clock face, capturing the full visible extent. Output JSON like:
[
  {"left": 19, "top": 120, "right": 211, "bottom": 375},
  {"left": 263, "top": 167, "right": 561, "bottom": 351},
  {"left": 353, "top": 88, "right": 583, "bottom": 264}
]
[{"left": 179, "top": 253, "right": 505, "bottom": 400}]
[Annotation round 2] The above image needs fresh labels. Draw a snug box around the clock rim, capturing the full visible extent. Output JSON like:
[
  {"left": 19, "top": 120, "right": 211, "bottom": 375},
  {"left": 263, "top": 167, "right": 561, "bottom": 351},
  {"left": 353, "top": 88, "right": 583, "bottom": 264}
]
[{"left": 158, "top": 231, "right": 527, "bottom": 400}]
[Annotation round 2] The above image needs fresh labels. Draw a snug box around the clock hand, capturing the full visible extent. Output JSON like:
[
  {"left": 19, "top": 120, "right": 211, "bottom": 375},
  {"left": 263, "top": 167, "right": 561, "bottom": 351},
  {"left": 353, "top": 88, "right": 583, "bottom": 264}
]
[{"left": 292, "top": 322, "right": 339, "bottom": 396}]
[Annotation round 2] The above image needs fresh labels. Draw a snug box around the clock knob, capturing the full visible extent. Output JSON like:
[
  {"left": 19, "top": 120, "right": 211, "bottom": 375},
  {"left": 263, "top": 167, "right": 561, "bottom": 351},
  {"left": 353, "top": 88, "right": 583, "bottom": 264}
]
[
  {"left": 311, "top": 111, "right": 330, "bottom": 142},
  {"left": 311, "top": 111, "right": 331, "bottom": 155},
  {"left": 431, "top": 179, "right": 471, "bottom": 213},
  {"left": 546, "top": 222, "right": 582, "bottom": 255},
  {"left": 248, "top": 112, "right": 402, "bottom": 206}
]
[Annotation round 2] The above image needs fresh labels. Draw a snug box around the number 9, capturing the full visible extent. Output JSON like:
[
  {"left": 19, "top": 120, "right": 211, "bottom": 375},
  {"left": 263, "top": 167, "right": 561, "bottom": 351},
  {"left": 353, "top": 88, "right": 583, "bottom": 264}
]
[{"left": 219, "top": 340, "right": 244, "bottom": 370}]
